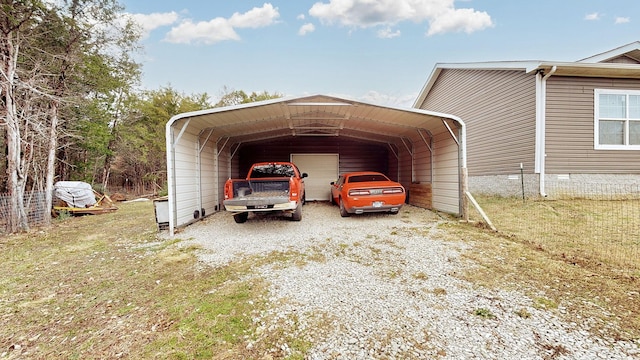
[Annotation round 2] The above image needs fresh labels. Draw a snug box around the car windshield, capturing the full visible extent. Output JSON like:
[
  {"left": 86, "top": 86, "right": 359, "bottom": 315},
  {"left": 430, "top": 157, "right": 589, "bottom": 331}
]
[
  {"left": 348, "top": 174, "right": 389, "bottom": 183},
  {"left": 250, "top": 164, "right": 295, "bottom": 178}
]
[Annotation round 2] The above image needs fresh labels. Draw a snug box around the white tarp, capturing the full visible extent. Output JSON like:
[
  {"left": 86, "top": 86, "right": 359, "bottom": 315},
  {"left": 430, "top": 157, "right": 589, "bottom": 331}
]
[{"left": 53, "top": 181, "right": 96, "bottom": 208}]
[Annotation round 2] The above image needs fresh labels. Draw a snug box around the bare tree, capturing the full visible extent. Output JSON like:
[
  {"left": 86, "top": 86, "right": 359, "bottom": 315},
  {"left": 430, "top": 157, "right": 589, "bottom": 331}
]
[
  {"left": 0, "top": 0, "right": 46, "bottom": 232},
  {"left": 1, "top": 0, "right": 141, "bottom": 232}
]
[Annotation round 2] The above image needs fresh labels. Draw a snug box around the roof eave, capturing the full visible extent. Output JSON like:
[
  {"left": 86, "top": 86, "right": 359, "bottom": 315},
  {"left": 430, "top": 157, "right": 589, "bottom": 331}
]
[
  {"left": 414, "top": 60, "right": 640, "bottom": 108},
  {"left": 413, "top": 61, "right": 542, "bottom": 108},
  {"left": 577, "top": 41, "right": 640, "bottom": 63}
]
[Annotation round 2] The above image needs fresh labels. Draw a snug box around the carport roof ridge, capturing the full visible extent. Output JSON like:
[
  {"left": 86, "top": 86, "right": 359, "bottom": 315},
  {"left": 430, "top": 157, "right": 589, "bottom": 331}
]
[{"left": 167, "top": 93, "right": 462, "bottom": 126}]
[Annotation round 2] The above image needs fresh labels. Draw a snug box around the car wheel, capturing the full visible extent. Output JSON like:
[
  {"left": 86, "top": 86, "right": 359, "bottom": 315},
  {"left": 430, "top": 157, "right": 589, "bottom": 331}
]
[
  {"left": 291, "top": 203, "right": 302, "bottom": 221},
  {"left": 233, "top": 212, "right": 248, "bottom": 223},
  {"left": 330, "top": 194, "right": 336, "bottom": 205},
  {"left": 339, "top": 198, "right": 350, "bottom": 217}
]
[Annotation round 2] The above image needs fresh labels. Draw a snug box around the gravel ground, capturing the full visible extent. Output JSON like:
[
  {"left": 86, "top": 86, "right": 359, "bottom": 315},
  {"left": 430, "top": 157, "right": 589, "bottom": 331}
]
[{"left": 175, "top": 202, "right": 639, "bottom": 359}]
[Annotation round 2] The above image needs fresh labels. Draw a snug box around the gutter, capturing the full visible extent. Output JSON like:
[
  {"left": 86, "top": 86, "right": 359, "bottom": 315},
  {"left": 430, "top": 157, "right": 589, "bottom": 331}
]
[{"left": 536, "top": 65, "right": 556, "bottom": 197}]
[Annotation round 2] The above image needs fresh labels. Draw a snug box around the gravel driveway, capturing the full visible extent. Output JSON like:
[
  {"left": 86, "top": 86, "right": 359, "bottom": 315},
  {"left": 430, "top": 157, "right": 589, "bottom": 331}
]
[{"left": 176, "top": 202, "right": 638, "bottom": 359}]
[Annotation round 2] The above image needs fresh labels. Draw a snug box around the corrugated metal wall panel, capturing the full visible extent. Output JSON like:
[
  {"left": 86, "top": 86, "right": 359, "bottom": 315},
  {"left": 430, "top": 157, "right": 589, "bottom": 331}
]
[
  {"left": 387, "top": 149, "right": 400, "bottom": 183},
  {"left": 412, "top": 141, "right": 432, "bottom": 183},
  {"left": 200, "top": 138, "right": 218, "bottom": 214},
  {"left": 431, "top": 129, "right": 461, "bottom": 214},
  {"left": 172, "top": 127, "right": 201, "bottom": 227},
  {"left": 546, "top": 76, "right": 640, "bottom": 174},
  {"left": 419, "top": 69, "right": 537, "bottom": 176},
  {"left": 235, "top": 138, "right": 393, "bottom": 179},
  {"left": 217, "top": 147, "right": 232, "bottom": 210}
]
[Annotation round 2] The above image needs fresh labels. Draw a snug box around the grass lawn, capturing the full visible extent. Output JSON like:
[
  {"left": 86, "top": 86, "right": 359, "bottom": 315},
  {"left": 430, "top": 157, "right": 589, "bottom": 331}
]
[
  {"left": 455, "top": 195, "right": 640, "bottom": 342},
  {"left": 1, "top": 199, "right": 638, "bottom": 358},
  {"left": 0, "top": 201, "right": 287, "bottom": 359}
]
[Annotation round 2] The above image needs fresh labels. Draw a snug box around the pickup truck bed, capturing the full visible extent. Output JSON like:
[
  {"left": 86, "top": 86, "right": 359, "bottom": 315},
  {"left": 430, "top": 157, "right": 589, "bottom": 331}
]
[{"left": 223, "top": 162, "right": 307, "bottom": 223}]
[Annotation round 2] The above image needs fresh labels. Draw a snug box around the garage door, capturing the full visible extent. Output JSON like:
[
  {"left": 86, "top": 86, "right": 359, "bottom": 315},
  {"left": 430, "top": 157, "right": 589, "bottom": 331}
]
[{"left": 291, "top": 154, "right": 339, "bottom": 201}]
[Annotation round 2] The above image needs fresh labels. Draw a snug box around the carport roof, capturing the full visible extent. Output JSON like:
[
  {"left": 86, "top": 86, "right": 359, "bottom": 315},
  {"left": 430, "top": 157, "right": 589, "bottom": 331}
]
[{"left": 167, "top": 94, "right": 464, "bottom": 147}]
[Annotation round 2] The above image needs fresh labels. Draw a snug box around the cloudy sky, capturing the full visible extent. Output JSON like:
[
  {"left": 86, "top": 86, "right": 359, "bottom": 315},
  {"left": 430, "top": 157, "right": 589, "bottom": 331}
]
[{"left": 120, "top": 0, "right": 639, "bottom": 107}]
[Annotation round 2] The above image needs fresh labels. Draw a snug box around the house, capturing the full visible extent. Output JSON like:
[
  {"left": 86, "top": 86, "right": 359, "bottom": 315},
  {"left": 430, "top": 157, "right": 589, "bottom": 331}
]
[{"left": 413, "top": 42, "right": 640, "bottom": 197}]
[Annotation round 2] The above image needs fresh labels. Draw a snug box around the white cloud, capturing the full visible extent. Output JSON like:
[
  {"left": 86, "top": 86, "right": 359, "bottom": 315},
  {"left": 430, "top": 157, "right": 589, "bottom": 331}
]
[
  {"left": 127, "top": 12, "right": 180, "bottom": 39},
  {"left": 377, "top": 27, "right": 401, "bottom": 39},
  {"left": 165, "top": 18, "right": 240, "bottom": 44},
  {"left": 615, "top": 17, "right": 630, "bottom": 24},
  {"left": 427, "top": 8, "right": 492, "bottom": 36},
  {"left": 299, "top": 23, "right": 316, "bottom": 36},
  {"left": 308, "top": 0, "right": 493, "bottom": 36},
  {"left": 359, "top": 90, "right": 417, "bottom": 108},
  {"left": 297, "top": 14, "right": 306, "bottom": 20},
  {"left": 585, "top": 12, "right": 600, "bottom": 21},
  {"left": 229, "top": 3, "right": 279, "bottom": 28},
  {"left": 164, "top": 3, "right": 280, "bottom": 44}
]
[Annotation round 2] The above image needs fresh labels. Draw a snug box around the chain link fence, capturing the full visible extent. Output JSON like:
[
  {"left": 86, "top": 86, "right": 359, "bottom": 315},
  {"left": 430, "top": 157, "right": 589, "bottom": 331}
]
[
  {"left": 0, "top": 191, "right": 50, "bottom": 235},
  {"left": 471, "top": 182, "right": 640, "bottom": 276}
]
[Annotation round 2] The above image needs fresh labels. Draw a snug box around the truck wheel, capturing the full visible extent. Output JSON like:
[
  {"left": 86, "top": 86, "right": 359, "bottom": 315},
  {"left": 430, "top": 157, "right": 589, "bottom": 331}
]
[
  {"left": 233, "top": 212, "right": 248, "bottom": 223},
  {"left": 339, "top": 199, "right": 350, "bottom": 217},
  {"left": 291, "top": 203, "right": 302, "bottom": 221}
]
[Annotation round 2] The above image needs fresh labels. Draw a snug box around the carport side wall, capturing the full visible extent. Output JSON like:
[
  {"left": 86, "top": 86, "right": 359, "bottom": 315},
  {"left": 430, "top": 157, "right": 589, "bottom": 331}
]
[
  {"left": 171, "top": 125, "right": 206, "bottom": 228},
  {"left": 399, "top": 126, "right": 459, "bottom": 214},
  {"left": 199, "top": 135, "right": 219, "bottom": 215},
  {"left": 387, "top": 147, "right": 399, "bottom": 185},
  {"left": 217, "top": 142, "right": 232, "bottom": 211},
  {"left": 431, "top": 125, "right": 462, "bottom": 214},
  {"left": 399, "top": 132, "right": 433, "bottom": 208}
]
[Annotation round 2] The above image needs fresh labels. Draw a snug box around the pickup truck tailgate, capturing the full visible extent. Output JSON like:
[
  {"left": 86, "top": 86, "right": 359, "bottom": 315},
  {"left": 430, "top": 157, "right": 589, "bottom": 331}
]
[{"left": 223, "top": 190, "right": 290, "bottom": 208}]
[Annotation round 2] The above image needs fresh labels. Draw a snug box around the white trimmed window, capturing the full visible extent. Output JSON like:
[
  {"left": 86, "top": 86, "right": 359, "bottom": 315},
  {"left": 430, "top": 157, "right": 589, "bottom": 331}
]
[{"left": 594, "top": 89, "right": 640, "bottom": 150}]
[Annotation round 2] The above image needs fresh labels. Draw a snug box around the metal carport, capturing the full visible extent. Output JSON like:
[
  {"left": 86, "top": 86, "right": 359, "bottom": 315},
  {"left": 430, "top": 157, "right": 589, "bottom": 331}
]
[{"left": 165, "top": 94, "right": 467, "bottom": 235}]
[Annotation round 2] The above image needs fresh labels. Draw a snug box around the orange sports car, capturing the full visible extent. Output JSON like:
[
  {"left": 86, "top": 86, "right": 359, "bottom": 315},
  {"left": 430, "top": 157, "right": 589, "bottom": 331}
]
[{"left": 330, "top": 171, "right": 406, "bottom": 217}]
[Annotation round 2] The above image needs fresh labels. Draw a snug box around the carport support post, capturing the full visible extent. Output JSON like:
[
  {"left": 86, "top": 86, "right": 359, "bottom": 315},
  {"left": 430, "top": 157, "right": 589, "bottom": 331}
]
[{"left": 461, "top": 167, "right": 469, "bottom": 221}]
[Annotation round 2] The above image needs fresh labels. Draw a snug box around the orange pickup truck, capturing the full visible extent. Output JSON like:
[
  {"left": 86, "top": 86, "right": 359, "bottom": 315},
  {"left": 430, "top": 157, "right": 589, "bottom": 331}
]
[{"left": 223, "top": 162, "right": 308, "bottom": 223}]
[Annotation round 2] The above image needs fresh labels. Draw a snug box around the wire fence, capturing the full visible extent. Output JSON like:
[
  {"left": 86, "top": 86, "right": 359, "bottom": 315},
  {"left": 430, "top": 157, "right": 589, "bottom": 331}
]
[
  {"left": 471, "top": 182, "right": 640, "bottom": 276},
  {"left": 0, "top": 191, "right": 50, "bottom": 235},
  {"left": 0, "top": 182, "right": 160, "bottom": 236}
]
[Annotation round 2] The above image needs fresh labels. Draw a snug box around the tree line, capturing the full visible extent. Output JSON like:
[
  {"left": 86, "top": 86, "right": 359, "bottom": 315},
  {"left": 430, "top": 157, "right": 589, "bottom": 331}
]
[{"left": 1, "top": 0, "right": 281, "bottom": 233}]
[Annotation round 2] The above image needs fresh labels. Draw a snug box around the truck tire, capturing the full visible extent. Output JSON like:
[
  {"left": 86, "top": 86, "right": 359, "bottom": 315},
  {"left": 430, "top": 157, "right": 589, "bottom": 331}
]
[
  {"left": 339, "top": 198, "right": 350, "bottom": 217},
  {"left": 291, "top": 203, "right": 302, "bottom": 221},
  {"left": 233, "top": 212, "right": 248, "bottom": 223}
]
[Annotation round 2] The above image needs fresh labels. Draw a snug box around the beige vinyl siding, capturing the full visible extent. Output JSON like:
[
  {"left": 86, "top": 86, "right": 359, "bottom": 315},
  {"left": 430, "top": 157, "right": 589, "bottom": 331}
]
[
  {"left": 418, "top": 69, "right": 537, "bottom": 176},
  {"left": 603, "top": 55, "right": 640, "bottom": 64},
  {"left": 545, "top": 76, "right": 640, "bottom": 174}
]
